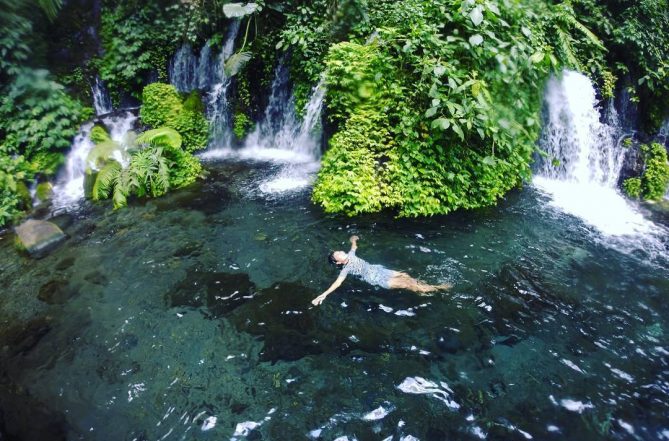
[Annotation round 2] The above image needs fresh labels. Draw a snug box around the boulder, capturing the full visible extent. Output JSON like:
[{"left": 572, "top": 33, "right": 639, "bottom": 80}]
[{"left": 14, "top": 220, "right": 66, "bottom": 257}]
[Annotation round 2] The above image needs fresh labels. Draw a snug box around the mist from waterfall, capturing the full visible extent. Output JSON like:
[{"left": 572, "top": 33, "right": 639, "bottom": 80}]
[{"left": 533, "top": 70, "right": 664, "bottom": 251}]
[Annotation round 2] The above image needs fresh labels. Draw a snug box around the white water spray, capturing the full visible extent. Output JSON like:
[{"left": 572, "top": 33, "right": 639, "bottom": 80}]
[
  {"left": 92, "top": 76, "right": 113, "bottom": 116},
  {"left": 202, "top": 61, "right": 327, "bottom": 194},
  {"left": 52, "top": 112, "right": 137, "bottom": 210},
  {"left": 534, "top": 70, "right": 660, "bottom": 241}
]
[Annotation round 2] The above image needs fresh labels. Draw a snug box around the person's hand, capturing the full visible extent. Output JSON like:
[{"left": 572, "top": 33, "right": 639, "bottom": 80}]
[
  {"left": 350, "top": 235, "right": 359, "bottom": 243},
  {"left": 311, "top": 293, "right": 328, "bottom": 306}
]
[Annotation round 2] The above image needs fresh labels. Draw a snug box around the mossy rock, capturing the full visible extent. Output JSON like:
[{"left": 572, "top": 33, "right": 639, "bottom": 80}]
[
  {"left": 84, "top": 169, "right": 97, "bottom": 199},
  {"left": 14, "top": 220, "right": 66, "bottom": 257},
  {"left": 35, "top": 182, "right": 54, "bottom": 202},
  {"left": 87, "top": 140, "right": 126, "bottom": 170},
  {"left": 90, "top": 125, "right": 111, "bottom": 144}
]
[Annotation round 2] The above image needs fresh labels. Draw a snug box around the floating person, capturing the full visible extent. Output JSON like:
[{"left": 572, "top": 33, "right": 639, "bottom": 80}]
[{"left": 312, "top": 235, "right": 451, "bottom": 305}]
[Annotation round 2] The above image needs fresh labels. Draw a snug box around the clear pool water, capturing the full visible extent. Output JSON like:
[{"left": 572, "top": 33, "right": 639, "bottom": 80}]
[{"left": 0, "top": 160, "right": 667, "bottom": 441}]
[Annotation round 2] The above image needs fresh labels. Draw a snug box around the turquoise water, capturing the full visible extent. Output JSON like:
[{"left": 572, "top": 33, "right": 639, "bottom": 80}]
[{"left": 0, "top": 160, "right": 668, "bottom": 440}]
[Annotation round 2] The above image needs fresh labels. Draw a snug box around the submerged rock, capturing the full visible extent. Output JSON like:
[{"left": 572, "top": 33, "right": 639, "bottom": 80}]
[
  {"left": 14, "top": 220, "right": 66, "bottom": 257},
  {"left": 38, "top": 279, "right": 78, "bottom": 305}
]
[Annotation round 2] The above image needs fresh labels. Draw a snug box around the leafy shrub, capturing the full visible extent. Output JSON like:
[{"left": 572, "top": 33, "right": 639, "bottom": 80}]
[
  {"left": 640, "top": 143, "right": 669, "bottom": 201},
  {"left": 140, "top": 84, "right": 209, "bottom": 152},
  {"left": 0, "top": 70, "right": 91, "bottom": 174},
  {"left": 623, "top": 177, "right": 642, "bottom": 199},
  {"left": 91, "top": 125, "right": 203, "bottom": 208},
  {"left": 311, "top": 0, "right": 552, "bottom": 216},
  {"left": 233, "top": 113, "right": 254, "bottom": 139},
  {"left": 0, "top": 155, "right": 31, "bottom": 227},
  {"left": 97, "top": 3, "right": 178, "bottom": 99},
  {"left": 313, "top": 111, "right": 399, "bottom": 215}
]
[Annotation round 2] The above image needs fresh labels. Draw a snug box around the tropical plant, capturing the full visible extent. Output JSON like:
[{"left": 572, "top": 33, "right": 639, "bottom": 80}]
[
  {"left": 0, "top": 69, "right": 91, "bottom": 175},
  {"left": 140, "top": 84, "right": 209, "bottom": 152}
]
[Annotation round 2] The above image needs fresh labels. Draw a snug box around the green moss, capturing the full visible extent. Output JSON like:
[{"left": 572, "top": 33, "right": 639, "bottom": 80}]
[
  {"left": 36, "top": 182, "right": 53, "bottom": 202},
  {"left": 90, "top": 125, "right": 111, "bottom": 144}
]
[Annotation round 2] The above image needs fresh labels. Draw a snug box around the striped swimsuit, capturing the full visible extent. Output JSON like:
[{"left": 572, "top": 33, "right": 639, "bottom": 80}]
[{"left": 340, "top": 250, "right": 396, "bottom": 289}]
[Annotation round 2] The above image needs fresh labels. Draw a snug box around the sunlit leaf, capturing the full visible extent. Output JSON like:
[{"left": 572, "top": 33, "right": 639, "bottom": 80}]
[
  {"left": 223, "top": 2, "right": 259, "bottom": 18},
  {"left": 469, "top": 34, "right": 484, "bottom": 46},
  {"left": 469, "top": 6, "right": 484, "bottom": 26}
]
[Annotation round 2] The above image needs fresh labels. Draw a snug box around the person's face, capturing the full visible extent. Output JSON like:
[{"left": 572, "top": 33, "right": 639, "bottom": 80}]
[{"left": 333, "top": 251, "right": 348, "bottom": 264}]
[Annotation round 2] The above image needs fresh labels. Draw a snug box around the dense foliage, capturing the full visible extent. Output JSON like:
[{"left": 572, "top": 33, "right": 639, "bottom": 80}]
[
  {"left": 90, "top": 127, "right": 203, "bottom": 208},
  {"left": 1, "top": 0, "right": 668, "bottom": 226},
  {"left": 140, "top": 84, "right": 209, "bottom": 152}
]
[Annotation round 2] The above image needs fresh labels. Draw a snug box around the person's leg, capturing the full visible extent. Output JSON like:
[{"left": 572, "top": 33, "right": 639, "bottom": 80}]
[{"left": 388, "top": 272, "right": 450, "bottom": 294}]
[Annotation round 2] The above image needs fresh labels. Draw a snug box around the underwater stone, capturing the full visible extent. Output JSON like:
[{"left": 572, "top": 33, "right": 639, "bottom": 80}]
[
  {"left": 14, "top": 220, "right": 66, "bottom": 257},
  {"left": 38, "top": 279, "right": 77, "bottom": 305},
  {"left": 84, "top": 271, "right": 109, "bottom": 286},
  {"left": 54, "top": 256, "right": 76, "bottom": 271}
]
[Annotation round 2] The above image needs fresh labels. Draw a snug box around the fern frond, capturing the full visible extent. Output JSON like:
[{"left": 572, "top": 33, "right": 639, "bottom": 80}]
[
  {"left": 92, "top": 161, "right": 121, "bottom": 201},
  {"left": 565, "top": 15, "right": 605, "bottom": 50},
  {"left": 556, "top": 27, "right": 580, "bottom": 70}
]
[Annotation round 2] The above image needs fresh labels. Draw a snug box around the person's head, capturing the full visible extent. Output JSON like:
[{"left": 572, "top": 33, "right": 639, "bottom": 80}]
[{"left": 328, "top": 250, "right": 348, "bottom": 267}]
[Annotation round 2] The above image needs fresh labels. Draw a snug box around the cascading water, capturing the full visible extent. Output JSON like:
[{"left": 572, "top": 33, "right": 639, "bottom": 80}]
[
  {"left": 51, "top": 112, "right": 137, "bottom": 210},
  {"left": 534, "top": 70, "right": 659, "bottom": 240},
  {"left": 169, "top": 44, "right": 198, "bottom": 92},
  {"left": 202, "top": 59, "right": 327, "bottom": 194},
  {"left": 92, "top": 77, "right": 113, "bottom": 116},
  {"left": 207, "top": 21, "right": 241, "bottom": 148}
]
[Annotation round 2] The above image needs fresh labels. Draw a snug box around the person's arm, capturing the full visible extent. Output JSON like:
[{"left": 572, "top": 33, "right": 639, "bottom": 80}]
[
  {"left": 349, "top": 235, "right": 359, "bottom": 253},
  {"left": 311, "top": 275, "right": 346, "bottom": 306}
]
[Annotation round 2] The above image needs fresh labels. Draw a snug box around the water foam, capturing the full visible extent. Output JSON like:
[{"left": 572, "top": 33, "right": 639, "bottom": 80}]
[{"left": 535, "top": 70, "right": 667, "bottom": 259}]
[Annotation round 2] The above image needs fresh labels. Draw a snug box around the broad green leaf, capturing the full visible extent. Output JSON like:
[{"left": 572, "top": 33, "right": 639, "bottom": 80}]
[
  {"left": 224, "top": 51, "right": 253, "bottom": 77},
  {"left": 433, "top": 65, "right": 446, "bottom": 77},
  {"left": 469, "top": 34, "right": 484, "bottom": 46},
  {"left": 529, "top": 51, "right": 545, "bottom": 64},
  {"left": 431, "top": 118, "right": 451, "bottom": 130},
  {"left": 136, "top": 127, "right": 182, "bottom": 149},
  {"left": 482, "top": 156, "right": 496, "bottom": 166},
  {"left": 223, "top": 2, "right": 259, "bottom": 18},
  {"left": 469, "top": 6, "right": 484, "bottom": 26}
]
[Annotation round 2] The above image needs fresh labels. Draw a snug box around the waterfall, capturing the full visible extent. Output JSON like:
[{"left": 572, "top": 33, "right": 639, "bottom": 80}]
[
  {"left": 207, "top": 21, "right": 241, "bottom": 148},
  {"left": 202, "top": 61, "right": 326, "bottom": 194},
  {"left": 534, "top": 70, "right": 656, "bottom": 237},
  {"left": 92, "top": 77, "right": 112, "bottom": 116},
  {"left": 169, "top": 44, "right": 198, "bottom": 92},
  {"left": 238, "top": 63, "right": 325, "bottom": 161},
  {"left": 52, "top": 112, "right": 137, "bottom": 210}
]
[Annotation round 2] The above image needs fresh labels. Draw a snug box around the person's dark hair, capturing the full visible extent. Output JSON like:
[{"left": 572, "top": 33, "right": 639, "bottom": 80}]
[{"left": 328, "top": 251, "right": 338, "bottom": 266}]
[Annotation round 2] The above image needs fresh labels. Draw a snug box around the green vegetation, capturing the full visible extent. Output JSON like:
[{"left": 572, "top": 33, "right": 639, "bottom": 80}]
[
  {"left": 623, "top": 177, "right": 642, "bottom": 199},
  {"left": 90, "top": 127, "right": 202, "bottom": 209},
  {"left": 640, "top": 143, "right": 669, "bottom": 201},
  {"left": 233, "top": 113, "right": 254, "bottom": 140},
  {"left": 623, "top": 143, "right": 669, "bottom": 201},
  {"left": 1, "top": 0, "right": 668, "bottom": 226},
  {"left": 140, "top": 84, "right": 209, "bottom": 152}
]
